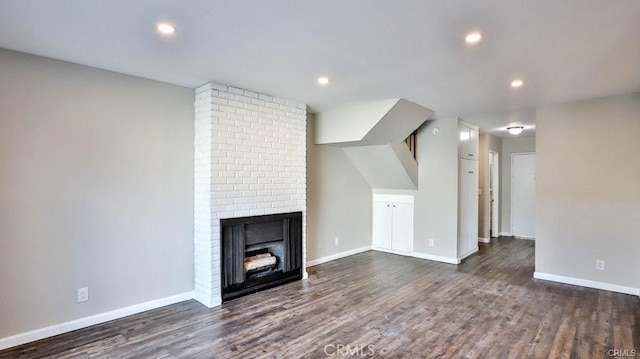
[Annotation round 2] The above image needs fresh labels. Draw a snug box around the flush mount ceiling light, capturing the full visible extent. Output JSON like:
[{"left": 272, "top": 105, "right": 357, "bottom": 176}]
[
  {"left": 317, "top": 76, "right": 330, "bottom": 86},
  {"left": 511, "top": 79, "right": 524, "bottom": 88},
  {"left": 507, "top": 126, "right": 524, "bottom": 135},
  {"left": 465, "top": 32, "right": 482, "bottom": 44},
  {"left": 157, "top": 23, "right": 177, "bottom": 35}
]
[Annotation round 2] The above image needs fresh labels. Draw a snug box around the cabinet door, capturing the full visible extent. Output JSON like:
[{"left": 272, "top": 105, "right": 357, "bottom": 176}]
[
  {"left": 458, "top": 124, "right": 470, "bottom": 159},
  {"left": 468, "top": 128, "right": 479, "bottom": 159},
  {"left": 372, "top": 201, "right": 393, "bottom": 250},
  {"left": 391, "top": 202, "right": 413, "bottom": 253},
  {"left": 459, "top": 124, "right": 479, "bottom": 160}
]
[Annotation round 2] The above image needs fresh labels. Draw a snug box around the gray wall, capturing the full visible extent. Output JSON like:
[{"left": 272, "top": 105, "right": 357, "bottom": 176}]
[
  {"left": 500, "top": 136, "right": 536, "bottom": 234},
  {"left": 306, "top": 114, "right": 372, "bottom": 262},
  {"left": 371, "top": 118, "right": 460, "bottom": 260},
  {"left": 536, "top": 93, "right": 640, "bottom": 289},
  {"left": 478, "top": 133, "right": 502, "bottom": 239},
  {"left": 309, "top": 116, "right": 460, "bottom": 262},
  {"left": 412, "top": 118, "right": 460, "bottom": 258},
  {"left": 0, "top": 49, "right": 194, "bottom": 338}
]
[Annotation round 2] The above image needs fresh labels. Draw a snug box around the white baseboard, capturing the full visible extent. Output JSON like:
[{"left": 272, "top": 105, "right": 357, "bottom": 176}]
[
  {"left": 533, "top": 272, "right": 640, "bottom": 296},
  {"left": 306, "top": 246, "right": 371, "bottom": 267},
  {"left": 514, "top": 235, "right": 535, "bottom": 240},
  {"left": 499, "top": 232, "right": 512, "bottom": 237},
  {"left": 478, "top": 237, "right": 490, "bottom": 243},
  {"left": 371, "top": 247, "right": 410, "bottom": 257},
  {"left": 0, "top": 292, "right": 194, "bottom": 351},
  {"left": 192, "top": 291, "right": 222, "bottom": 309},
  {"left": 411, "top": 251, "right": 460, "bottom": 265},
  {"left": 371, "top": 247, "right": 460, "bottom": 265},
  {"left": 458, "top": 247, "right": 479, "bottom": 261}
]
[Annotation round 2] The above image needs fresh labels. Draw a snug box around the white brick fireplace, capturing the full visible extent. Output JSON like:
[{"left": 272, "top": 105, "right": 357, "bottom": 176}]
[{"left": 194, "top": 83, "right": 307, "bottom": 307}]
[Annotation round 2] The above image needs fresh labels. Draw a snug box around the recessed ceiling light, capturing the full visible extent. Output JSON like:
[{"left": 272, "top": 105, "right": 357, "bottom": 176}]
[
  {"left": 511, "top": 79, "right": 524, "bottom": 88},
  {"left": 157, "top": 23, "right": 177, "bottom": 35},
  {"left": 317, "top": 76, "right": 330, "bottom": 86},
  {"left": 465, "top": 32, "right": 482, "bottom": 44}
]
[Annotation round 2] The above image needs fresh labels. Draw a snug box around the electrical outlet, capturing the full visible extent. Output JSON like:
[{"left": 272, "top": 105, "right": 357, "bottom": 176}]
[
  {"left": 78, "top": 287, "right": 89, "bottom": 303},
  {"left": 596, "top": 260, "right": 605, "bottom": 271},
  {"left": 429, "top": 239, "right": 435, "bottom": 247},
  {"left": 335, "top": 237, "right": 339, "bottom": 246}
]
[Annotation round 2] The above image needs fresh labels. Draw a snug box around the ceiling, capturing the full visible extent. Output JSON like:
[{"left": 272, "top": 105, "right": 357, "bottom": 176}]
[{"left": 1, "top": 1, "right": 639, "bottom": 138}]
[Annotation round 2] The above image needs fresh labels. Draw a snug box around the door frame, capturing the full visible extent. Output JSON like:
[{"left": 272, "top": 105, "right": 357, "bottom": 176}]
[
  {"left": 489, "top": 151, "right": 500, "bottom": 238},
  {"left": 510, "top": 152, "right": 536, "bottom": 239}
]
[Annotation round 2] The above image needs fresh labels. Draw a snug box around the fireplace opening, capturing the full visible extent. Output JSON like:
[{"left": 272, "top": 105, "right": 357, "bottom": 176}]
[{"left": 221, "top": 212, "right": 302, "bottom": 301}]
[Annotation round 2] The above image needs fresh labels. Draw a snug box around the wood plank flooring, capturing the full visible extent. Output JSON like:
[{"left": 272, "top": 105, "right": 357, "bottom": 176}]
[{"left": 1, "top": 237, "right": 638, "bottom": 358}]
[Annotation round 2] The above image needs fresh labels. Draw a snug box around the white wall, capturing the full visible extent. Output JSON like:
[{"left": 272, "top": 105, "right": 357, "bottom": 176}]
[
  {"left": 478, "top": 133, "right": 502, "bottom": 239},
  {"left": 535, "top": 93, "right": 640, "bottom": 291},
  {"left": 500, "top": 136, "right": 536, "bottom": 235},
  {"left": 306, "top": 114, "right": 372, "bottom": 263},
  {"left": 0, "top": 49, "right": 194, "bottom": 339}
]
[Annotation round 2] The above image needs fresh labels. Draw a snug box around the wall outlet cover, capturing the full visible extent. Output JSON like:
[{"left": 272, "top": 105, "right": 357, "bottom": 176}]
[{"left": 78, "top": 287, "right": 89, "bottom": 303}]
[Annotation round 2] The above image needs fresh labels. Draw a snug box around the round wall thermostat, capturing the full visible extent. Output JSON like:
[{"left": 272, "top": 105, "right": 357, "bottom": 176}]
[{"left": 431, "top": 127, "right": 440, "bottom": 135}]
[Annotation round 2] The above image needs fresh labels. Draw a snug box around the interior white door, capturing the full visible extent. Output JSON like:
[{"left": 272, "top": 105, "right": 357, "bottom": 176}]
[
  {"left": 468, "top": 160, "right": 479, "bottom": 251},
  {"left": 391, "top": 202, "right": 413, "bottom": 253},
  {"left": 490, "top": 152, "right": 499, "bottom": 238},
  {"left": 512, "top": 153, "right": 536, "bottom": 237},
  {"left": 372, "top": 201, "right": 393, "bottom": 249},
  {"left": 458, "top": 159, "right": 480, "bottom": 257}
]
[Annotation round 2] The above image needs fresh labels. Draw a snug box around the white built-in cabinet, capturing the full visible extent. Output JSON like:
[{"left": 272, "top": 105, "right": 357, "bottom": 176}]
[
  {"left": 372, "top": 194, "right": 414, "bottom": 254},
  {"left": 459, "top": 122, "right": 479, "bottom": 160},
  {"left": 458, "top": 121, "right": 480, "bottom": 260}
]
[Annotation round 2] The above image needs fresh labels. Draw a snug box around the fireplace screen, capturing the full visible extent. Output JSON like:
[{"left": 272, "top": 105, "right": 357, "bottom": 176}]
[{"left": 221, "top": 212, "right": 302, "bottom": 301}]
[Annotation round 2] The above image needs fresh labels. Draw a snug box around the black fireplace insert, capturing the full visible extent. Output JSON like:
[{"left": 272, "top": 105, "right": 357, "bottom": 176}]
[{"left": 220, "top": 212, "right": 303, "bottom": 301}]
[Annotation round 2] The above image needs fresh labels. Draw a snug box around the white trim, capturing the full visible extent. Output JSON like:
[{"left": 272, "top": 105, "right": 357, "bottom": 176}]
[
  {"left": 371, "top": 247, "right": 410, "bottom": 256},
  {"left": 533, "top": 272, "right": 640, "bottom": 296},
  {"left": 459, "top": 119, "right": 479, "bottom": 131},
  {"left": 192, "top": 291, "right": 222, "bottom": 309},
  {"left": 306, "top": 246, "right": 371, "bottom": 267},
  {"left": 514, "top": 235, "right": 535, "bottom": 240},
  {"left": 458, "top": 247, "right": 479, "bottom": 261},
  {"left": 499, "top": 232, "right": 512, "bottom": 237},
  {"left": 0, "top": 292, "right": 194, "bottom": 351},
  {"left": 374, "top": 247, "right": 461, "bottom": 265},
  {"left": 411, "top": 251, "right": 460, "bottom": 265},
  {"left": 478, "top": 237, "right": 490, "bottom": 243}
]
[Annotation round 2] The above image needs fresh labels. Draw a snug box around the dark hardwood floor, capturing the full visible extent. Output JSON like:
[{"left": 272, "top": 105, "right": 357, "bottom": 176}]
[{"left": 1, "top": 237, "right": 638, "bottom": 358}]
